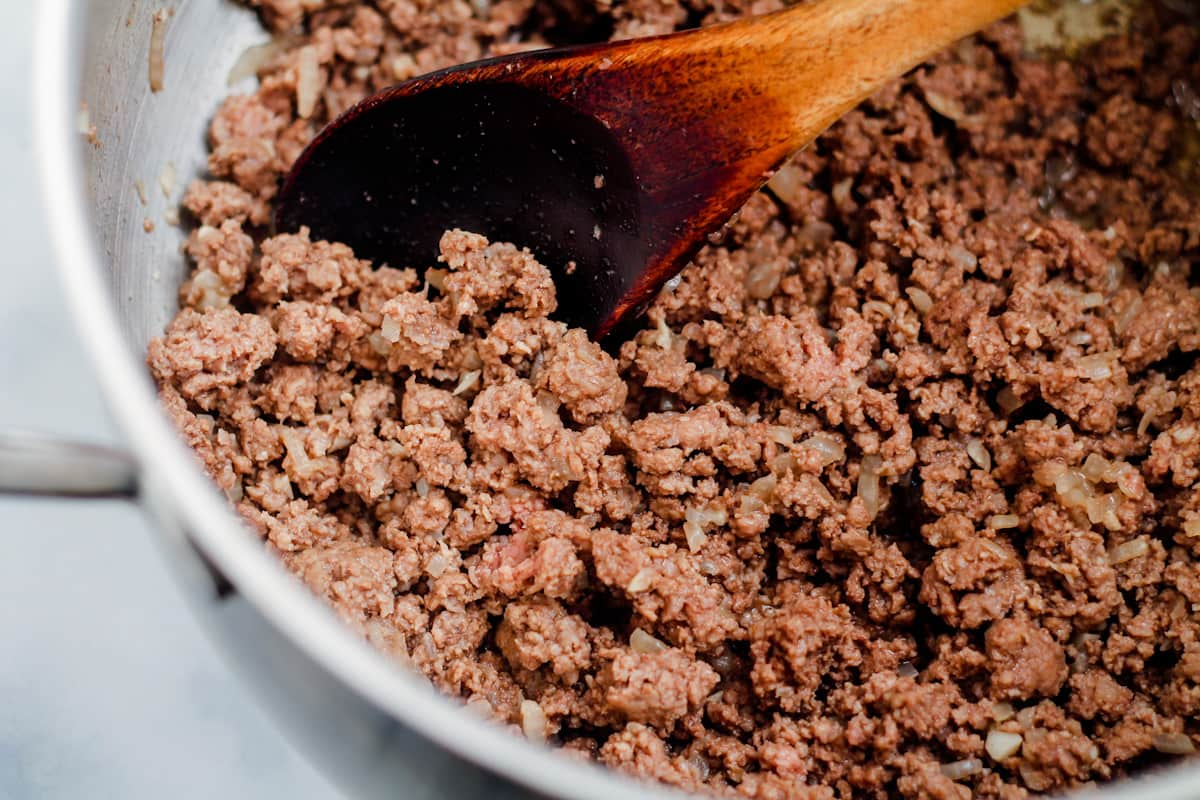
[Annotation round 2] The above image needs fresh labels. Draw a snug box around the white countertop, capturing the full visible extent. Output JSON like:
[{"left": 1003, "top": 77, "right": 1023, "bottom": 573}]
[{"left": 0, "top": 5, "right": 341, "bottom": 799}]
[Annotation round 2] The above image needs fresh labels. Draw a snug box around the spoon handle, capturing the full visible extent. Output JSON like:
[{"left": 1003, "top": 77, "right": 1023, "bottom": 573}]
[
  {"left": 571, "top": 0, "right": 1029, "bottom": 193},
  {"left": 696, "top": 0, "right": 1029, "bottom": 157}
]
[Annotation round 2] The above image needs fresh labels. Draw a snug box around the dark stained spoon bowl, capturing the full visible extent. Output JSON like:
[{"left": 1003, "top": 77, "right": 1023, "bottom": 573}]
[{"left": 276, "top": 0, "right": 1025, "bottom": 339}]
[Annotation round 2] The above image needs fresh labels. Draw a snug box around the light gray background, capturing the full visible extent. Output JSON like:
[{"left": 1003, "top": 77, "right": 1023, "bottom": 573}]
[{"left": 0, "top": 4, "right": 342, "bottom": 799}]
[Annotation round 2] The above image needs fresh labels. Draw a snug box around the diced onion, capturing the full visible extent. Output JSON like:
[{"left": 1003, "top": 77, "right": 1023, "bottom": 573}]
[
  {"left": 390, "top": 53, "right": 418, "bottom": 82},
  {"left": 1138, "top": 410, "right": 1157, "bottom": 436},
  {"left": 452, "top": 370, "right": 481, "bottom": 396},
  {"left": 966, "top": 438, "right": 992, "bottom": 471},
  {"left": 857, "top": 454, "right": 882, "bottom": 520},
  {"left": 685, "top": 505, "right": 727, "bottom": 528},
  {"left": 367, "top": 330, "right": 392, "bottom": 355},
  {"left": 924, "top": 90, "right": 966, "bottom": 121},
  {"left": 228, "top": 36, "right": 298, "bottom": 85},
  {"left": 1033, "top": 460, "right": 1068, "bottom": 487},
  {"left": 832, "top": 177, "right": 854, "bottom": 207},
  {"left": 1153, "top": 732, "right": 1196, "bottom": 755},
  {"left": 279, "top": 428, "right": 312, "bottom": 473},
  {"left": 296, "top": 45, "right": 321, "bottom": 119},
  {"left": 798, "top": 220, "right": 835, "bottom": 245},
  {"left": 940, "top": 758, "right": 983, "bottom": 780},
  {"left": 1077, "top": 351, "right": 1118, "bottom": 381},
  {"left": 991, "top": 702, "right": 1015, "bottom": 722},
  {"left": 654, "top": 317, "right": 673, "bottom": 349},
  {"left": 862, "top": 300, "right": 894, "bottom": 319},
  {"left": 749, "top": 474, "right": 778, "bottom": 501},
  {"left": 159, "top": 161, "right": 177, "bottom": 200},
  {"left": 802, "top": 434, "right": 845, "bottom": 466},
  {"left": 986, "top": 730, "right": 1023, "bottom": 760},
  {"left": 536, "top": 391, "right": 561, "bottom": 426},
  {"left": 520, "top": 700, "right": 548, "bottom": 742},
  {"left": 1116, "top": 296, "right": 1143, "bottom": 335},
  {"left": 771, "top": 453, "right": 797, "bottom": 475},
  {"left": 990, "top": 514, "right": 1020, "bottom": 530},
  {"left": 76, "top": 103, "right": 92, "bottom": 135},
  {"left": 738, "top": 494, "right": 766, "bottom": 518},
  {"left": 997, "top": 386, "right": 1025, "bottom": 415},
  {"left": 767, "top": 163, "right": 807, "bottom": 209},
  {"left": 630, "top": 627, "right": 668, "bottom": 654},
  {"left": 897, "top": 661, "right": 918, "bottom": 678},
  {"left": 1082, "top": 453, "right": 1109, "bottom": 481},
  {"left": 627, "top": 568, "right": 655, "bottom": 593},
  {"left": 768, "top": 427, "right": 794, "bottom": 446},
  {"left": 1086, "top": 493, "right": 1122, "bottom": 531},
  {"left": 149, "top": 10, "right": 168, "bottom": 92},
  {"left": 745, "top": 262, "right": 782, "bottom": 299},
  {"left": 1054, "top": 470, "right": 1090, "bottom": 507},
  {"left": 905, "top": 287, "right": 933, "bottom": 314},
  {"left": 980, "top": 539, "right": 1010, "bottom": 560},
  {"left": 949, "top": 244, "right": 978, "bottom": 271},
  {"left": 1108, "top": 537, "right": 1149, "bottom": 564},
  {"left": 464, "top": 696, "right": 493, "bottom": 717},
  {"left": 380, "top": 315, "right": 402, "bottom": 343}
]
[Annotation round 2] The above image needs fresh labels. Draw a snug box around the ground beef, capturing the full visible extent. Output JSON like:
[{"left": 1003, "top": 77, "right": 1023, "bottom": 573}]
[{"left": 149, "top": 1, "right": 1200, "bottom": 797}]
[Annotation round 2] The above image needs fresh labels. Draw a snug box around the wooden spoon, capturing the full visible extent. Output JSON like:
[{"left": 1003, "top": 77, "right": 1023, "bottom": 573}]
[{"left": 276, "top": 0, "right": 1025, "bottom": 338}]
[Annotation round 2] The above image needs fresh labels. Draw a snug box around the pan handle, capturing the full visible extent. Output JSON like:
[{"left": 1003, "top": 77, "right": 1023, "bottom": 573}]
[{"left": 0, "top": 430, "right": 139, "bottom": 498}]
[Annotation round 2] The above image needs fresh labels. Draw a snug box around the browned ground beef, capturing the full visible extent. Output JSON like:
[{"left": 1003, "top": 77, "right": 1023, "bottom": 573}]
[{"left": 148, "top": 1, "right": 1200, "bottom": 797}]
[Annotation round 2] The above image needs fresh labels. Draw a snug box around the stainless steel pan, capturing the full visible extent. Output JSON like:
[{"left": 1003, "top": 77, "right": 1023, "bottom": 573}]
[{"left": 9, "top": 1, "right": 1199, "bottom": 798}]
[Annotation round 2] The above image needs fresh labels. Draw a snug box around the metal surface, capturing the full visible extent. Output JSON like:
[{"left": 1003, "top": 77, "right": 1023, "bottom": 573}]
[
  {"left": 0, "top": 431, "right": 138, "bottom": 497},
  {"left": 22, "top": 0, "right": 1200, "bottom": 799}
]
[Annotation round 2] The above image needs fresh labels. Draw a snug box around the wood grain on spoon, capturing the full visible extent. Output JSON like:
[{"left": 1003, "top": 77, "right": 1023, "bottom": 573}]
[{"left": 277, "top": 0, "right": 1027, "bottom": 338}]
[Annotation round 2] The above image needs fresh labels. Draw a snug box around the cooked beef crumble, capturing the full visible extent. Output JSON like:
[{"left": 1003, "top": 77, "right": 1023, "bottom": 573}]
[{"left": 148, "top": 0, "right": 1200, "bottom": 796}]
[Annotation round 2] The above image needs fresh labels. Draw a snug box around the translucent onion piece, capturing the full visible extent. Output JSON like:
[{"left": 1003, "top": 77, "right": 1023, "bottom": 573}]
[
  {"left": 905, "top": 287, "right": 933, "bottom": 314},
  {"left": 766, "top": 163, "right": 807, "bottom": 210},
  {"left": 453, "top": 370, "right": 481, "bottom": 396},
  {"left": 749, "top": 475, "right": 778, "bottom": 501},
  {"left": 1108, "top": 537, "right": 1149, "bottom": 564},
  {"left": 997, "top": 386, "right": 1025, "bottom": 416},
  {"left": 1082, "top": 453, "right": 1109, "bottom": 482},
  {"left": 149, "top": 10, "right": 169, "bottom": 92},
  {"left": 940, "top": 758, "right": 983, "bottom": 780},
  {"left": 296, "top": 45, "right": 321, "bottom": 119},
  {"left": 802, "top": 434, "right": 845, "bottom": 466},
  {"left": 858, "top": 454, "right": 882, "bottom": 519},
  {"left": 924, "top": 90, "right": 966, "bottom": 121},
  {"left": 986, "top": 730, "right": 1023, "bottom": 760},
  {"left": 520, "top": 700, "right": 548, "bottom": 742},
  {"left": 966, "top": 438, "right": 992, "bottom": 471},
  {"left": 1153, "top": 732, "right": 1196, "bottom": 755},
  {"left": 627, "top": 568, "right": 655, "bottom": 593},
  {"left": 630, "top": 628, "right": 668, "bottom": 654}
]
